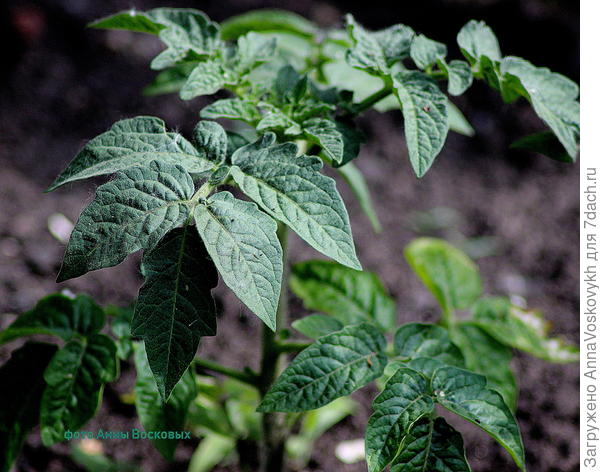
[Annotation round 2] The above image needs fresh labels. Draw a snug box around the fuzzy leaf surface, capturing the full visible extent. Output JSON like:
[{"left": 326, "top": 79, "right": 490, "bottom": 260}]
[
  {"left": 200, "top": 98, "right": 262, "bottom": 122},
  {"left": 456, "top": 20, "right": 501, "bottom": 64}
]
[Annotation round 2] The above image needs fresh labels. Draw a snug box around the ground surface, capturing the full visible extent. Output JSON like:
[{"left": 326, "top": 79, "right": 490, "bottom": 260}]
[{"left": 0, "top": 0, "right": 579, "bottom": 471}]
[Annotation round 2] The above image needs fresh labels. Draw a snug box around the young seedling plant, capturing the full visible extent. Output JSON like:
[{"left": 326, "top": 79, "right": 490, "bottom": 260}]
[{"left": 0, "top": 7, "right": 579, "bottom": 472}]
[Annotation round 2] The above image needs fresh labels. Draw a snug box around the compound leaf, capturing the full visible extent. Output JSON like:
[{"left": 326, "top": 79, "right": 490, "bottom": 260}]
[
  {"left": 40, "top": 334, "right": 118, "bottom": 445},
  {"left": 132, "top": 226, "right": 218, "bottom": 400},
  {"left": 57, "top": 161, "right": 194, "bottom": 282},
  {"left": 393, "top": 323, "right": 464, "bottom": 367},
  {"left": 404, "top": 238, "right": 482, "bottom": 313},
  {"left": 366, "top": 367, "right": 434, "bottom": 472},
  {"left": 292, "top": 314, "right": 344, "bottom": 339},
  {"left": 389, "top": 417, "right": 471, "bottom": 472},
  {"left": 258, "top": 323, "right": 387, "bottom": 412},
  {"left": 194, "top": 191, "right": 282, "bottom": 330},
  {"left": 290, "top": 260, "right": 395, "bottom": 331},
  {"left": 134, "top": 344, "right": 197, "bottom": 460},
  {"left": 230, "top": 134, "right": 360, "bottom": 270},
  {"left": 432, "top": 366, "right": 525, "bottom": 470},
  {"left": 48, "top": 117, "right": 212, "bottom": 191}
]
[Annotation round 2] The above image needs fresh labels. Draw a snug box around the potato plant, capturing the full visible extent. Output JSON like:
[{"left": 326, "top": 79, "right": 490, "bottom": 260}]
[{"left": 0, "top": 8, "right": 580, "bottom": 472}]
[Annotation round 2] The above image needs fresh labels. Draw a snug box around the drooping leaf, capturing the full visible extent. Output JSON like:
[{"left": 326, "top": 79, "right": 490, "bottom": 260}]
[
  {"left": 57, "top": 161, "right": 195, "bottom": 282},
  {"left": 431, "top": 366, "right": 525, "bottom": 471},
  {"left": 258, "top": 323, "right": 387, "bottom": 412},
  {"left": 40, "top": 335, "right": 118, "bottom": 445},
  {"left": 230, "top": 134, "right": 361, "bottom": 270},
  {"left": 500, "top": 56, "right": 579, "bottom": 159},
  {"left": 0, "top": 293, "right": 104, "bottom": 344},
  {"left": 447, "top": 102, "right": 475, "bottom": 137},
  {"left": 337, "top": 162, "right": 382, "bottom": 232},
  {"left": 366, "top": 367, "right": 435, "bottom": 472},
  {"left": 510, "top": 131, "right": 572, "bottom": 163},
  {"left": 0, "top": 342, "right": 58, "bottom": 472},
  {"left": 89, "top": 9, "right": 164, "bottom": 34},
  {"left": 440, "top": 60, "right": 473, "bottom": 96},
  {"left": 450, "top": 323, "right": 518, "bottom": 411},
  {"left": 200, "top": 98, "right": 262, "bottom": 123},
  {"left": 291, "top": 314, "right": 344, "bottom": 339},
  {"left": 471, "top": 297, "right": 579, "bottom": 363},
  {"left": 456, "top": 20, "right": 502, "bottom": 65},
  {"left": 392, "top": 71, "right": 449, "bottom": 177},
  {"left": 48, "top": 117, "right": 212, "bottom": 191},
  {"left": 180, "top": 60, "right": 226, "bottom": 99},
  {"left": 134, "top": 344, "right": 196, "bottom": 460},
  {"left": 194, "top": 191, "right": 282, "bottom": 330},
  {"left": 193, "top": 121, "right": 228, "bottom": 164},
  {"left": 393, "top": 323, "right": 464, "bottom": 367},
  {"left": 290, "top": 260, "right": 395, "bottom": 331},
  {"left": 220, "top": 9, "right": 317, "bottom": 40},
  {"left": 389, "top": 417, "right": 471, "bottom": 472},
  {"left": 404, "top": 238, "right": 482, "bottom": 313},
  {"left": 410, "top": 34, "right": 447, "bottom": 70},
  {"left": 132, "top": 226, "right": 218, "bottom": 400}
]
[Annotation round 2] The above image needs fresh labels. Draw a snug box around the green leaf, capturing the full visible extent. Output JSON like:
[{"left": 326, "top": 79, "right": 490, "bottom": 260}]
[
  {"left": 440, "top": 60, "right": 473, "bottom": 96},
  {"left": 134, "top": 344, "right": 196, "bottom": 460},
  {"left": 230, "top": 134, "right": 360, "bottom": 270},
  {"left": 303, "top": 118, "right": 345, "bottom": 164},
  {"left": 392, "top": 71, "right": 449, "bottom": 177},
  {"left": 89, "top": 9, "right": 164, "bottom": 34},
  {"left": 57, "top": 161, "right": 195, "bottom": 281},
  {"left": 500, "top": 56, "right": 579, "bottom": 159},
  {"left": 188, "top": 434, "right": 236, "bottom": 472},
  {"left": 510, "top": 131, "right": 572, "bottom": 163},
  {"left": 471, "top": 297, "right": 579, "bottom": 363},
  {"left": 0, "top": 293, "right": 104, "bottom": 344},
  {"left": 292, "top": 314, "right": 344, "bottom": 339},
  {"left": 180, "top": 60, "right": 225, "bottom": 100},
  {"left": 40, "top": 334, "right": 118, "bottom": 445},
  {"left": 193, "top": 121, "right": 228, "bottom": 164},
  {"left": 0, "top": 342, "right": 58, "bottom": 472},
  {"left": 447, "top": 102, "right": 475, "bottom": 137},
  {"left": 456, "top": 20, "right": 502, "bottom": 65},
  {"left": 143, "top": 64, "right": 196, "bottom": 96},
  {"left": 258, "top": 323, "right": 387, "bottom": 412},
  {"left": 220, "top": 9, "right": 317, "bottom": 40},
  {"left": 393, "top": 323, "right": 464, "bottom": 366},
  {"left": 48, "top": 117, "right": 212, "bottom": 191},
  {"left": 410, "top": 34, "right": 447, "bottom": 70},
  {"left": 132, "top": 226, "right": 218, "bottom": 400},
  {"left": 194, "top": 191, "right": 282, "bottom": 330},
  {"left": 200, "top": 98, "right": 262, "bottom": 123},
  {"left": 256, "top": 106, "right": 302, "bottom": 135},
  {"left": 290, "top": 260, "right": 395, "bottom": 331},
  {"left": 404, "top": 238, "right": 482, "bottom": 313},
  {"left": 107, "top": 305, "right": 134, "bottom": 361},
  {"left": 337, "top": 162, "right": 382, "bottom": 232},
  {"left": 366, "top": 367, "right": 435, "bottom": 472},
  {"left": 450, "top": 323, "right": 518, "bottom": 411},
  {"left": 431, "top": 366, "right": 525, "bottom": 471},
  {"left": 389, "top": 417, "right": 471, "bottom": 472},
  {"left": 233, "top": 32, "right": 277, "bottom": 75},
  {"left": 346, "top": 15, "right": 415, "bottom": 75}
]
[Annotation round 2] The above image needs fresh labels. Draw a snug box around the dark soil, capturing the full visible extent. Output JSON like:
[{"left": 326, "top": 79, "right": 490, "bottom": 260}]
[{"left": 0, "top": 0, "right": 579, "bottom": 471}]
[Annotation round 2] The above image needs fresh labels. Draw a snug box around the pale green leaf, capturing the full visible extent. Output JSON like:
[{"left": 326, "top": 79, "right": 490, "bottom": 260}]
[
  {"left": 303, "top": 118, "right": 345, "bottom": 164},
  {"left": 143, "top": 64, "right": 196, "bottom": 96},
  {"left": 292, "top": 314, "right": 344, "bottom": 339},
  {"left": 233, "top": 32, "right": 277, "bottom": 74},
  {"left": 89, "top": 9, "right": 164, "bottom": 34},
  {"left": 193, "top": 121, "right": 228, "bottom": 163},
  {"left": 290, "top": 260, "right": 395, "bottom": 331},
  {"left": 220, "top": 9, "right": 317, "bottom": 40},
  {"left": 440, "top": 60, "right": 473, "bottom": 96},
  {"left": 432, "top": 366, "right": 525, "bottom": 471},
  {"left": 404, "top": 238, "right": 482, "bottom": 313},
  {"left": 48, "top": 117, "right": 212, "bottom": 191},
  {"left": 180, "top": 60, "right": 226, "bottom": 100},
  {"left": 200, "top": 98, "right": 262, "bottom": 123},
  {"left": 447, "top": 102, "right": 475, "bottom": 137},
  {"left": 194, "top": 191, "right": 282, "bottom": 330},
  {"left": 107, "top": 305, "right": 134, "bottom": 361},
  {"left": 132, "top": 226, "right": 218, "bottom": 400},
  {"left": 230, "top": 134, "right": 360, "bottom": 270},
  {"left": 456, "top": 20, "right": 501, "bottom": 64},
  {"left": 366, "top": 367, "right": 434, "bottom": 472},
  {"left": 410, "top": 34, "right": 447, "bottom": 70},
  {"left": 258, "top": 323, "right": 387, "bottom": 412},
  {"left": 188, "top": 434, "right": 236, "bottom": 472},
  {"left": 337, "top": 162, "right": 382, "bottom": 232},
  {"left": 57, "top": 161, "right": 195, "bottom": 281},
  {"left": 392, "top": 71, "right": 449, "bottom": 177}
]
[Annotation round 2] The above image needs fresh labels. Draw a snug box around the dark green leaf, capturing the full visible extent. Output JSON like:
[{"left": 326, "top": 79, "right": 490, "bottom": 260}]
[
  {"left": 89, "top": 10, "right": 164, "bottom": 34},
  {"left": 366, "top": 367, "right": 434, "bottom": 472},
  {"left": 258, "top": 323, "right": 387, "bottom": 412},
  {"left": 0, "top": 342, "right": 58, "bottom": 472},
  {"left": 230, "top": 134, "right": 361, "bottom": 270},
  {"left": 291, "top": 314, "right": 344, "bottom": 339},
  {"left": 132, "top": 226, "right": 218, "bottom": 400},
  {"left": 134, "top": 344, "right": 196, "bottom": 460},
  {"left": 48, "top": 117, "right": 212, "bottom": 191},
  {"left": 143, "top": 64, "right": 196, "bottom": 96},
  {"left": 456, "top": 20, "right": 502, "bottom": 65},
  {"left": 290, "top": 260, "right": 395, "bottom": 331},
  {"left": 194, "top": 191, "right": 282, "bottom": 330},
  {"left": 404, "top": 238, "right": 482, "bottom": 313},
  {"left": 393, "top": 323, "right": 464, "bottom": 366},
  {"left": 389, "top": 417, "right": 471, "bottom": 472},
  {"left": 57, "top": 161, "right": 195, "bottom": 281},
  {"left": 511, "top": 131, "right": 573, "bottom": 163},
  {"left": 432, "top": 366, "right": 525, "bottom": 470}
]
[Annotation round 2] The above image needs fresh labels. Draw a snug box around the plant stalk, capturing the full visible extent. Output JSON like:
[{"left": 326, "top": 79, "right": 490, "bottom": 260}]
[
  {"left": 350, "top": 80, "right": 393, "bottom": 115},
  {"left": 193, "top": 358, "right": 258, "bottom": 386},
  {"left": 258, "top": 223, "right": 290, "bottom": 472}
]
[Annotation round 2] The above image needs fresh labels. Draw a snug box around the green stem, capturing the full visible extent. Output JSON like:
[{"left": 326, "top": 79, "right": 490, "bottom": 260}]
[
  {"left": 275, "top": 341, "right": 311, "bottom": 353},
  {"left": 259, "top": 223, "right": 290, "bottom": 472},
  {"left": 193, "top": 358, "right": 258, "bottom": 386},
  {"left": 350, "top": 80, "right": 393, "bottom": 115}
]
